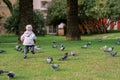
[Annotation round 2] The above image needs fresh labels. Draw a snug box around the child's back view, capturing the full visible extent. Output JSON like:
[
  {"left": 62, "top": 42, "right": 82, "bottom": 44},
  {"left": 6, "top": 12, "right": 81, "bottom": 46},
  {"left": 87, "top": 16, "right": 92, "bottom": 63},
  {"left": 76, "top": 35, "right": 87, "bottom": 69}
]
[{"left": 21, "top": 24, "right": 36, "bottom": 59}]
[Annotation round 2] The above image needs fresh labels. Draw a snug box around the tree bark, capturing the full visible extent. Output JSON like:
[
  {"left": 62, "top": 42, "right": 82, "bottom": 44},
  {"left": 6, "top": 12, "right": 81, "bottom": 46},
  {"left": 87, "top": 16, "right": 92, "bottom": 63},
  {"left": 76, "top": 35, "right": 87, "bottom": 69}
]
[
  {"left": 66, "top": 0, "right": 81, "bottom": 40},
  {"left": 18, "top": 0, "right": 33, "bottom": 43}
]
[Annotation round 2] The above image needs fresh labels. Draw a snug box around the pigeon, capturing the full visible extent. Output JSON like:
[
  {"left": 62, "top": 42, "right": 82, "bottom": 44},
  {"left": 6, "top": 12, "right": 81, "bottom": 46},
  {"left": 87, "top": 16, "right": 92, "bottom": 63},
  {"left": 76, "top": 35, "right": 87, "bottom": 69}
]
[
  {"left": 100, "top": 45, "right": 107, "bottom": 51},
  {"left": 97, "top": 37, "right": 102, "bottom": 42},
  {"left": 105, "top": 46, "right": 114, "bottom": 52},
  {"left": 29, "top": 45, "right": 41, "bottom": 52},
  {"left": 68, "top": 51, "right": 76, "bottom": 56},
  {"left": 59, "top": 52, "right": 68, "bottom": 60},
  {"left": 52, "top": 40, "right": 57, "bottom": 44},
  {"left": 59, "top": 46, "right": 65, "bottom": 51},
  {"left": 59, "top": 43, "right": 65, "bottom": 51},
  {"left": 116, "top": 41, "right": 120, "bottom": 45},
  {"left": 52, "top": 40, "right": 58, "bottom": 48},
  {"left": 46, "top": 57, "right": 53, "bottom": 64},
  {"left": 51, "top": 64, "right": 59, "bottom": 70},
  {"left": 52, "top": 44, "right": 57, "bottom": 48},
  {"left": 109, "top": 51, "right": 117, "bottom": 57},
  {"left": 0, "top": 50, "right": 6, "bottom": 53},
  {"left": 7, "top": 71, "right": 15, "bottom": 78},
  {"left": 86, "top": 41, "right": 92, "bottom": 46},
  {"left": 34, "top": 45, "right": 41, "bottom": 51},
  {"left": 81, "top": 44, "right": 88, "bottom": 49},
  {"left": 60, "top": 44, "right": 64, "bottom": 47},
  {"left": 15, "top": 45, "right": 22, "bottom": 51}
]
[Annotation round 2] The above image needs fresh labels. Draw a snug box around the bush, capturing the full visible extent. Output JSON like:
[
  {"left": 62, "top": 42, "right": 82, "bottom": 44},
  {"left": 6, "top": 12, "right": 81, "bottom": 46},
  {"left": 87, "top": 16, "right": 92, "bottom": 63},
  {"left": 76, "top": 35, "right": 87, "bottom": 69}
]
[{"left": 33, "top": 10, "right": 45, "bottom": 36}]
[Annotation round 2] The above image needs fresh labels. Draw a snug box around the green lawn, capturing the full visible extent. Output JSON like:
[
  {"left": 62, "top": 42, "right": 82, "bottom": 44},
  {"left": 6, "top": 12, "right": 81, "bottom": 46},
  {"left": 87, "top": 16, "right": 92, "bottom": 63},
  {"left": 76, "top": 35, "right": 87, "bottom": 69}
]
[{"left": 0, "top": 33, "right": 120, "bottom": 80}]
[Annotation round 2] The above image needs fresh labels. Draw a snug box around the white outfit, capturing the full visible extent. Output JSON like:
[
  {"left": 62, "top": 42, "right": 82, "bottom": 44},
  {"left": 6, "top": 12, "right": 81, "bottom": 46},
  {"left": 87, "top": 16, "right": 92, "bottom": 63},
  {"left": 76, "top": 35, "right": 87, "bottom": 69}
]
[
  {"left": 21, "top": 24, "right": 37, "bottom": 59},
  {"left": 21, "top": 31, "right": 36, "bottom": 45}
]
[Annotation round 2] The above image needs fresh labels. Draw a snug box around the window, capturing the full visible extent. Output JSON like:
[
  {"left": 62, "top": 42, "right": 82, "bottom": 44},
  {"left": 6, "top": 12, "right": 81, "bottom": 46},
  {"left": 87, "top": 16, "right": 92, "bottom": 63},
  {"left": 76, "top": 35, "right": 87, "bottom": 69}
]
[
  {"left": 49, "top": 26, "right": 57, "bottom": 33},
  {"left": 41, "top": 1, "right": 48, "bottom": 8}
]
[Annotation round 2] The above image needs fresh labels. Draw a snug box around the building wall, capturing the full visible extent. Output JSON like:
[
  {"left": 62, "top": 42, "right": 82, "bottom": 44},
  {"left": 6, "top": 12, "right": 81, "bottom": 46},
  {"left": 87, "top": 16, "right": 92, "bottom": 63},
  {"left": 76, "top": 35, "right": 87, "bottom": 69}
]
[
  {"left": 33, "top": 0, "right": 51, "bottom": 19},
  {"left": 33, "top": 0, "right": 56, "bottom": 34}
]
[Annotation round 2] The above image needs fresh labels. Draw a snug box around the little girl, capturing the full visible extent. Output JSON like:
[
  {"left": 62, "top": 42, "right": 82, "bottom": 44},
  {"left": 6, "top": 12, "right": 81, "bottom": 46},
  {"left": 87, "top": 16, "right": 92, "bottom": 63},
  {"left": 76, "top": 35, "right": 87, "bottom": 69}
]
[{"left": 21, "top": 24, "right": 36, "bottom": 59}]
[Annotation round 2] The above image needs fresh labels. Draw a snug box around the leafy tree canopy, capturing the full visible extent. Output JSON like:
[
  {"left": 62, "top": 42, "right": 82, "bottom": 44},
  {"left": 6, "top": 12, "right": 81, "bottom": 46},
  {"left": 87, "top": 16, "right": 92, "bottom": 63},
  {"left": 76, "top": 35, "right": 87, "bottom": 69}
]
[
  {"left": 47, "top": 0, "right": 120, "bottom": 25},
  {"left": 46, "top": 0, "right": 67, "bottom": 26}
]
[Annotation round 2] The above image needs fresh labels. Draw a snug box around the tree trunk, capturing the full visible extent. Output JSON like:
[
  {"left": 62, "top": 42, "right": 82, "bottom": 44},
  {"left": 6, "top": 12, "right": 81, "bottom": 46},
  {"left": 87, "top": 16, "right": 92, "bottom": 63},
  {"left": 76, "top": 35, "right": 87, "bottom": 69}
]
[
  {"left": 66, "top": 0, "right": 81, "bottom": 40},
  {"left": 18, "top": 0, "right": 33, "bottom": 43}
]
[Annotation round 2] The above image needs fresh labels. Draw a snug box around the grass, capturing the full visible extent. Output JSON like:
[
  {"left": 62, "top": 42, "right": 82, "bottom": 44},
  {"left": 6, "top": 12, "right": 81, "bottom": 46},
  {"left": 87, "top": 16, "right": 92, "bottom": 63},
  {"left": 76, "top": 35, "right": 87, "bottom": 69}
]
[
  {"left": 0, "top": 34, "right": 18, "bottom": 43},
  {"left": 0, "top": 33, "right": 120, "bottom": 80}
]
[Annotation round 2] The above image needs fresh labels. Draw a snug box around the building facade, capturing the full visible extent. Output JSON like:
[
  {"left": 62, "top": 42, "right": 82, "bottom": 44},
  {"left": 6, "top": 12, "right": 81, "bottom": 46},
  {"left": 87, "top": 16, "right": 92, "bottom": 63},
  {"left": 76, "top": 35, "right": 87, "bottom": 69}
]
[{"left": 33, "top": 0, "right": 57, "bottom": 35}]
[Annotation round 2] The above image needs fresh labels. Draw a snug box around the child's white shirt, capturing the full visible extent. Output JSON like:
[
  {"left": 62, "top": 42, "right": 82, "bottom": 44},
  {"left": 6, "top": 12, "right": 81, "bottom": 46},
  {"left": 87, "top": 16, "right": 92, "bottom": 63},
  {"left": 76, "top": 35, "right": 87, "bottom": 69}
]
[{"left": 21, "top": 31, "right": 36, "bottom": 45}]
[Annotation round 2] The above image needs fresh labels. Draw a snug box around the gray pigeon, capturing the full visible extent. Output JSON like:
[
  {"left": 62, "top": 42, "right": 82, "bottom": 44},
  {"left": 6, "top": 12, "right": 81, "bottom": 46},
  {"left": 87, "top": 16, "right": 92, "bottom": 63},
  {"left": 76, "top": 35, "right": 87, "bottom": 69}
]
[
  {"left": 7, "top": 71, "right": 15, "bottom": 78},
  {"left": 109, "top": 51, "right": 117, "bottom": 57},
  {"left": 97, "top": 37, "right": 102, "bottom": 42},
  {"left": 0, "top": 50, "right": 6, "bottom": 53},
  {"left": 59, "top": 44, "right": 65, "bottom": 51},
  {"left": 86, "top": 41, "right": 92, "bottom": 46},
  {"left": 59, "top": 46, "right": 65, "bottom": 51},
  {"left": 52, "top": 40, "right": 57, "bottom": 48},
  {"left": 68, "top": 51, "right": 76, "bottom": 56},
  {"left": 46, "top": 57, "right": 53, "bottom": 64},
  {"left": 81, "top": 44, "right": 88, "bottom": 49},
  {"left": 116, "top": 41, "right": 120, "bottom": 45},
  {"left": 52, "top": 44, "right": 57, "bottom": 48},
  {"left": 34, "top": 45, "right": 41, "bottom": 51},
  {"left": 52, "top": 40, "right": 57, "bottom": 44},
  {"left": 59, "top": 52, "right": 68, "bottom": 60},
  {"left": 51, "top": 64, "right": 59, "bottom": 70},
  {"left": 100, "top": 45, "right": 107, "bottom": 51},
  {"left": 60, "top": 44, "right": 64, "bottom": 47},
  {"left": 105, "top": 46, "right": 114, "bottom": 52},
  {"left": 15, "top": 45, "right": 22, "bottom": 51}
]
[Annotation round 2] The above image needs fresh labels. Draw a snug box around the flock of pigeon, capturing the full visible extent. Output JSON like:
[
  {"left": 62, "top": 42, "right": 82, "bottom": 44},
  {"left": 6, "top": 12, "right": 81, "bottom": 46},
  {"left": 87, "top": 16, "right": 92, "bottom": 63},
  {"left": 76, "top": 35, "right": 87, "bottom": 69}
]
[
  {"left": 46, "top": 38, "right": 118, "bottom": 71},
  {"left": 14, "top": 45, "right": 41, "bottom": 52},
  {"left": 45, "top": 40, "right": 76, "bottom": 71},
  {"left": 0, "top": 37, "right": 119, "bottom": 78},
  {"left": 100, "top": 45, "right": 117, "bottom": 56},
  {"left": 46, "top": 51, "right": 76, "bottom": 71},
  {"left": 81, "top": 37, "right": 118, "bottom": 57}
]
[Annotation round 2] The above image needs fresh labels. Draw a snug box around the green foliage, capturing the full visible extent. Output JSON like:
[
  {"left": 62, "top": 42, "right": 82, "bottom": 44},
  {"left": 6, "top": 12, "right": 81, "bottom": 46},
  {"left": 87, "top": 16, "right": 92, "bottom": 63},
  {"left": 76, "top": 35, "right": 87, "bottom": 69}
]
[
  {"left": 3, "top": 0, "right": 45, "bottom": 36},
  {"left": 80, "top": 0, "right": 120, "bottom": 20},
  {"left": 3, "top": 0, "right": 19, "bottom": 35},
  {"left": 33, "top": 10, "right": 45, "bottom": 35},
  {"left": 46, "top": 0, "right": 120, "bottom": 25},
  {"left": 3, "top": 16, "right": 17, "bottom": 33},
  {"left": 106, "top": 0, "right": 120, "bottom": 20},
  {"left": 46, "top": 0, "right": 67, "bottom": 26}
]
